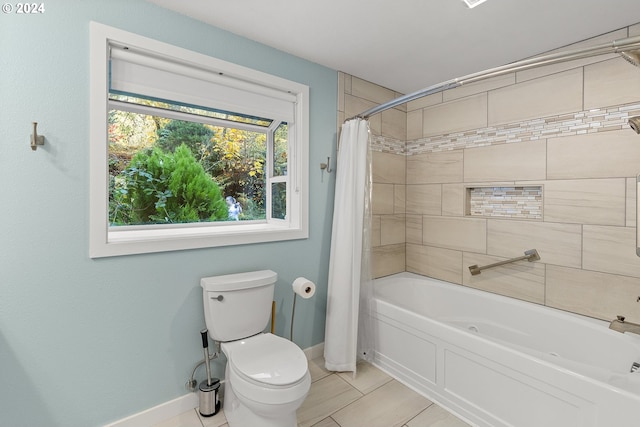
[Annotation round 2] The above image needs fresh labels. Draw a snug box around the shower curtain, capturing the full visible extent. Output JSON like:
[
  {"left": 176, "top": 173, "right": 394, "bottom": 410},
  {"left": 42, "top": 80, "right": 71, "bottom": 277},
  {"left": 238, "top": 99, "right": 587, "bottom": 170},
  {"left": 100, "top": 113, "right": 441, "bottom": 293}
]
[{"left": 324, "top": 118, "right": 373, "bottom": 374}]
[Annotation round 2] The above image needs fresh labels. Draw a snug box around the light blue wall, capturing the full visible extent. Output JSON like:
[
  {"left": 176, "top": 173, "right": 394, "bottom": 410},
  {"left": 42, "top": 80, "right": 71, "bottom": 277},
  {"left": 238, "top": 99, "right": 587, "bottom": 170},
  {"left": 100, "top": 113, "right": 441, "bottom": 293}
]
[{"left": 0, "top": 1, "right": 337, "bottom": 426}]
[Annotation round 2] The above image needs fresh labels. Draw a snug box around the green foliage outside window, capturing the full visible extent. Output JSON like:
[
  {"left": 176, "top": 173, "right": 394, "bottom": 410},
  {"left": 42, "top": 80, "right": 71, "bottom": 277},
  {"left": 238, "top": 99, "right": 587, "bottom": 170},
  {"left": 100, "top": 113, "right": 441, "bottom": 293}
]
[
  {"left": 110, "top": 145, "right": 228, "bottom": 225},
  {"left": 108, "top": 106, "right": 280, "bottom": 225}
]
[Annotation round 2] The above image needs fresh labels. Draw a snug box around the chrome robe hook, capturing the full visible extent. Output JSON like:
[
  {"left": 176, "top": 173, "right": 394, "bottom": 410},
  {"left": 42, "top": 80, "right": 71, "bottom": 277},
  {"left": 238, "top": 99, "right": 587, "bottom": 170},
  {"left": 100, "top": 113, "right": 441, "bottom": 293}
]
[{"left": 320, "top": 156, "right": 332, "bottom": 173}]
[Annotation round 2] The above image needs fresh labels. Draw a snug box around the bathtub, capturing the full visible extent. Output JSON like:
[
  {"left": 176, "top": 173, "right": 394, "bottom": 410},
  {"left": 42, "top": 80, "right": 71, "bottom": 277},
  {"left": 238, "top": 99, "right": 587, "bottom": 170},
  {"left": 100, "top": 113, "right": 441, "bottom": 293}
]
[{"left": 371, "top": 272, "right": 640, "bottom": 427}]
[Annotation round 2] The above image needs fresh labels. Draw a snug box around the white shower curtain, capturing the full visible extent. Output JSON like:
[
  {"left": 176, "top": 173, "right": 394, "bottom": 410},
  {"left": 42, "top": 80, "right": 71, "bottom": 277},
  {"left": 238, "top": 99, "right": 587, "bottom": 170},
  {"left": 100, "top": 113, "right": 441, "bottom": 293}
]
[{"left": 324, "top": 118, "right": 373, "bottom": 374}]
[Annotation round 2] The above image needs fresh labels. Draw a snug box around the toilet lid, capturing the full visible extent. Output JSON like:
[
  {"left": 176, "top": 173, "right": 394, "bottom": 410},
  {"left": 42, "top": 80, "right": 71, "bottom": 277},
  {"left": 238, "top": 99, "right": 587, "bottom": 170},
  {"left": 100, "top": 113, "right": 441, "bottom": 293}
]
[{"left": 228, "top": 333, "right": 308, "bottom": 386}]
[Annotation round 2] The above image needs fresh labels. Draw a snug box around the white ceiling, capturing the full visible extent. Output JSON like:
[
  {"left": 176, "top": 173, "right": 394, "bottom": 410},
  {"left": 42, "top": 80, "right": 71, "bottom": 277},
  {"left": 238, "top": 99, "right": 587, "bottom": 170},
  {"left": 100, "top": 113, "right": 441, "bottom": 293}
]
[{"left": 147, "top": 0, "right": 640, "bottom": 95}]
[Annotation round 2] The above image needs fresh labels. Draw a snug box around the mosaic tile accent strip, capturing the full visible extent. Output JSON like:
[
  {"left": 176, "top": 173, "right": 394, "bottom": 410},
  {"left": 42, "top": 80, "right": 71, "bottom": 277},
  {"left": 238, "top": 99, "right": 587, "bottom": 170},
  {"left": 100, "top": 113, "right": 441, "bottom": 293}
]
[
  {"left": 468, "top": 186, "right": 543, "bottom": 219},
  {"left": 405, "top": 102, "right": 640, "bottom": 155},
  {"left": 370, "top": 134, "right": 405, "bottom": 154}
]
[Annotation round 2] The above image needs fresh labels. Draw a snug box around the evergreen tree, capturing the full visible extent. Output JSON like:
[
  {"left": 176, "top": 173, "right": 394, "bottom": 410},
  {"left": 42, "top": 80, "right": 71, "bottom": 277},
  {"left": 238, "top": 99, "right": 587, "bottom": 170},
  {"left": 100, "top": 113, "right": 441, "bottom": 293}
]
[{"left": 109, "top": 144, "right": 227, "bottom": 225}]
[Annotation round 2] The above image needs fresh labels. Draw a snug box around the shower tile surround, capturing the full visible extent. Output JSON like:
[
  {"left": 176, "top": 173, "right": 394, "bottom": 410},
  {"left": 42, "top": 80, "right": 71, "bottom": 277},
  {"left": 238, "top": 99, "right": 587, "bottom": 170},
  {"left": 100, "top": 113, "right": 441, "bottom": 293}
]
[{"left": 339, "top": 22, "right": 640, "bottom": 324}]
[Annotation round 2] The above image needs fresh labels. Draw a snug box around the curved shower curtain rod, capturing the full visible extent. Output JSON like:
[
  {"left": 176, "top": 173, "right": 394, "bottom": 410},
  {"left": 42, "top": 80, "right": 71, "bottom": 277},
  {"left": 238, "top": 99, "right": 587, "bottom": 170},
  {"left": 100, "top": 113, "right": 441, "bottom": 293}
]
[{"left": 350, "top": 34, "right": 640, "bottom": 121}]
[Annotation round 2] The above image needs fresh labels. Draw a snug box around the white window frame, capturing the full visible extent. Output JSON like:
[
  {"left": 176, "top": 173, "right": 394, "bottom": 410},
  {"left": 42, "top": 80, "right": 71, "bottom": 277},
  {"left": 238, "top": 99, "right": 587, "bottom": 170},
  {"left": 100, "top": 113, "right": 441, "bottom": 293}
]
[{"left": 89, "top": 22, "right": 309, "bottom": 258}]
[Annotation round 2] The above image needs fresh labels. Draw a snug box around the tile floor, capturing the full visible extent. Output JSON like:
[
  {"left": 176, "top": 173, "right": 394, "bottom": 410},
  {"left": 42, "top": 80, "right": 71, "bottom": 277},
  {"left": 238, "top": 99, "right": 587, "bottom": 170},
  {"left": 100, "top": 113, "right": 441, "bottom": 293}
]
[{"left": 153, "top": 357, "right": 471, "bottom": 427}]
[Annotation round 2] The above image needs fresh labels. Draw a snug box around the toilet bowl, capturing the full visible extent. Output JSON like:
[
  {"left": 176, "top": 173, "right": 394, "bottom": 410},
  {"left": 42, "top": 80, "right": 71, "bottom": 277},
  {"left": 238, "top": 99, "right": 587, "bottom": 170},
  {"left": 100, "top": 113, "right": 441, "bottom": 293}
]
[
  {"left": 221, "top": 333, "right": 311, "bottom": 427},
  {"left": 200, "top": 270, "right": 311, "bottom": 427}
]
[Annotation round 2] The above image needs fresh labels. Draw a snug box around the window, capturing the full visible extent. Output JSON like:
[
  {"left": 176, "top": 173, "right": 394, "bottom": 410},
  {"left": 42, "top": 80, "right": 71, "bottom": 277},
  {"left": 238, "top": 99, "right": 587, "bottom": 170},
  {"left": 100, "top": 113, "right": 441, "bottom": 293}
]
[
  {"left": 108, "top": 95, "right": 282, "bottom": 225},
  {"left": 90, "top": 23, "right": 309, "bottom": 257}
]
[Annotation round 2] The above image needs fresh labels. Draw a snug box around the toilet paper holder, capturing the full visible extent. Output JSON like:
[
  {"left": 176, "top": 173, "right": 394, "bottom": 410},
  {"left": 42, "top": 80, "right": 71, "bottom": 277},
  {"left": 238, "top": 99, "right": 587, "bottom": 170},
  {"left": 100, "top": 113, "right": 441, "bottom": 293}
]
[{"left": 290, "top": 277, "right": 316, "bottom": 341}]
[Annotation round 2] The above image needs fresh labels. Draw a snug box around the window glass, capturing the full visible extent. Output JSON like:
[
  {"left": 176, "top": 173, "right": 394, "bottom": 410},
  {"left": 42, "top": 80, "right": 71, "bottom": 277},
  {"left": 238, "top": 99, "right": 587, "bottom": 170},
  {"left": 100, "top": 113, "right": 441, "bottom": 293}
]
[
  {"left": 271, "top": 182, "right": 287, "bottom": 220},
  {"left": 108, "top": 98, "right": 272, "bottom": 226},
  {"left": 273, "top": 122, "right": 288, "bottom": 177},
  {"left": 109, "top": 93, "right": 273, "bottom": 127}
]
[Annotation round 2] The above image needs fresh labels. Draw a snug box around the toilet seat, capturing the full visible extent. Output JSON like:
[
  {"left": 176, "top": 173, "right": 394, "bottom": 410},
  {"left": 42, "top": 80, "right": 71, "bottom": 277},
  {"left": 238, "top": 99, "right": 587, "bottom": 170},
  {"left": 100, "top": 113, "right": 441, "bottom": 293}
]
[
  {"left": 222, "top": 333, "right": 311, "bottom": 405},
  {"left": 227, "top": 333, "right": 308, "bottom": 386}
]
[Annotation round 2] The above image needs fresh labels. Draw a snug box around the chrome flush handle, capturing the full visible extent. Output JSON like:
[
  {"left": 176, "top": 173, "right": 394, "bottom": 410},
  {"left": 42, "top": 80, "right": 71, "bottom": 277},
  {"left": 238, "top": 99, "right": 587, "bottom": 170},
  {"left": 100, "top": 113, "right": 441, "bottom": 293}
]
[{"left": 211, "top": 295, "right": 224, "bottom": 301}]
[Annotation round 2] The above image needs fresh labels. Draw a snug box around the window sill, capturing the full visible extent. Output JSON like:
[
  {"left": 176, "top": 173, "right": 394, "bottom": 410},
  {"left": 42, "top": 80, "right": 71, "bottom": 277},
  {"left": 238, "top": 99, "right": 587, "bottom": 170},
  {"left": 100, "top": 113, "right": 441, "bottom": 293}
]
[{"left": 90, "top": 222, "right": 307, "bottom": 258}]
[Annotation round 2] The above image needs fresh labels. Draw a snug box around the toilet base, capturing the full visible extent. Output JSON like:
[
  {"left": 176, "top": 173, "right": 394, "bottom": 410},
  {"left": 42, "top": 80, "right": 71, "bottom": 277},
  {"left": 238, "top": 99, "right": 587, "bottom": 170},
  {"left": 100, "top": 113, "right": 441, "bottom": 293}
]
[{"left": 223, "top": 376, "right": 298, "bottom": 427}]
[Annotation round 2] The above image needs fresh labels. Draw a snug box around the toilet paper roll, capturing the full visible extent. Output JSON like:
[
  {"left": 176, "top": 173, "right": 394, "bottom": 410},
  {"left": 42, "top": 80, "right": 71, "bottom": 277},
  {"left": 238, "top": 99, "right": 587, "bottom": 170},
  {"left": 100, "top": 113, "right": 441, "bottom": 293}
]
[{"left": 292, "top": 277, "right": 316, "bottom": 299}]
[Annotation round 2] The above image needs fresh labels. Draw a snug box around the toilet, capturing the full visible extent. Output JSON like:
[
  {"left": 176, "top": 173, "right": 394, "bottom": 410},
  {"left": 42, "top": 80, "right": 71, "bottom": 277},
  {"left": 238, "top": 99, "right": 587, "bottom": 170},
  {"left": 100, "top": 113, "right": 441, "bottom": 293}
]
[{"left": 200, "top": 270, "right": 311, "bottom": 427}]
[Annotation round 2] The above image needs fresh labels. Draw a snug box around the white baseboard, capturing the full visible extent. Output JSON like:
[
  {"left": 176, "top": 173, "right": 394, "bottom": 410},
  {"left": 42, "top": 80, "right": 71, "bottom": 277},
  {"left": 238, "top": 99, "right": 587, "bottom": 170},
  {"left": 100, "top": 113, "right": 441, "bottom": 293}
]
[
  {"left": 103, "top": 392, "right": 198, "bottom": 427},
  {"left": 303, "top": 341, "right": 324, "bottom": 360},
  {"left": 104, "top": 341, "right": 324, "bottom": 427}
]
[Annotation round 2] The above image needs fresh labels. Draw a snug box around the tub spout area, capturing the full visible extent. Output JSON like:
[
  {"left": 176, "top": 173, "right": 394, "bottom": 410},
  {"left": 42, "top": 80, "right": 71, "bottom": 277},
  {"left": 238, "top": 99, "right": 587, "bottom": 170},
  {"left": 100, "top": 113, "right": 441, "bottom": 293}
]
[{"left": 609, "top": 315, "right": 640, "bottom": 335}]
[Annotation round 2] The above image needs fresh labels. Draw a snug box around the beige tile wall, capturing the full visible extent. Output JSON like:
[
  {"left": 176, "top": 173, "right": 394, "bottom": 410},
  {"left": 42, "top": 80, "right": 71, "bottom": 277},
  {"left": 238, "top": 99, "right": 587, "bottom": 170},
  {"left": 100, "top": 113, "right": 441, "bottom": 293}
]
[
  {"left": 488, "top": 67, "right": 583, "bottom": 126},
  {"left": 338, "top": 22, "right": 640, "bottom": 323},
  {"left": 338, "top": 73, "right": 407, "bottom": 278},
  {"left": 464, "top": 140, "right": 546, "bottom": 182}
]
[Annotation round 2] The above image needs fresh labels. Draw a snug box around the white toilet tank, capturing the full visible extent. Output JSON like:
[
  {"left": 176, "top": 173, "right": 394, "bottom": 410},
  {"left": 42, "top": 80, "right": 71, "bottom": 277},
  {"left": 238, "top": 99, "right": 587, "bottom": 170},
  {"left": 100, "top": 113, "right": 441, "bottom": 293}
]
[{"left": 201, "top": 270, "right": 277, "bottom": 342}]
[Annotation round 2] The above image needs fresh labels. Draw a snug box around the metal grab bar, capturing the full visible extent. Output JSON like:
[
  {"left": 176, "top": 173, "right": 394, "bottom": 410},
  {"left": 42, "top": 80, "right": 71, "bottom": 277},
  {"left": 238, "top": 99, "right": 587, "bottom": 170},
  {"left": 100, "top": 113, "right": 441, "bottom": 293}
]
[{"left": 468, "top": 249, "right": 540, "bottom": 276}]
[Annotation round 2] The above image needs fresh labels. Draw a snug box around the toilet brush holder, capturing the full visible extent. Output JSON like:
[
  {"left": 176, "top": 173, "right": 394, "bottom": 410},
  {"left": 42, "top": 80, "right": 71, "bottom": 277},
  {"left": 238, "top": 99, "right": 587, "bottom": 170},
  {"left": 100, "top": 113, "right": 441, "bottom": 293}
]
[
  {"left": 198, "top": 329, "right": 220, "bottom": 417},
  {"left": 198, "top": 378, "right": 220, "bottom": 417}
]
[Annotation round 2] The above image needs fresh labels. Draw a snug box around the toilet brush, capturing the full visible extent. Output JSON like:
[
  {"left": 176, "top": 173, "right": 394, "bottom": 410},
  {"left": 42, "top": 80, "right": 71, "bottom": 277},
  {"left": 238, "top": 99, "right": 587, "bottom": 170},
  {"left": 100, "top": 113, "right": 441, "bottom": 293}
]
[{"left": 198, "top": 329, "right": 220, "bottom": 417}]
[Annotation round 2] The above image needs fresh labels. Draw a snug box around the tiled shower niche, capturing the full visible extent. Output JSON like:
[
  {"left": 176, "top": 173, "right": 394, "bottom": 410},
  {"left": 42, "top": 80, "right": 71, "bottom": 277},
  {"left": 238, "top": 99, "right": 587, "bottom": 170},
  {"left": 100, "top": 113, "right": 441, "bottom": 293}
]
[{"left": 466, "top": 186, "right": 543, "bottom": 219}]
